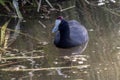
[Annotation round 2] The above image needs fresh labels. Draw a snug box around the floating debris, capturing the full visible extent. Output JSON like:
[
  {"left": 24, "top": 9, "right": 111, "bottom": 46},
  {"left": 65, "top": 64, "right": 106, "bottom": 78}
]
[
  {"left": 42, "top": 41, "right": 48, "bottom": 45},
  {"left": 110, "top": 0, "right": 116, "bottom": 3},
  {"left": 104, "top": 67, "right": 108, "bottom": 70},
  {"left": 53, "top": 61, "right": 58, "bottom": 64},
  {"left": 38, "top": 41, "right": 48, "bottom": 46},
  {"left": 72, "top": 59, "right": 77, "bottom": 62},
  {"left": 77, "top": 65, "right": 90, "bottom": 69},
  {"left": 88, "top": 29, "right": 94, "bottom": 32},
  {"left": 98, "top": 2, "right": 105, "bottom": 6},
  {"left": 11, "top": 78, "right": 16, "bottom": 80},
  {"left": 28, "top": 71, "right": 34, "bottom": 76},
  {"left": 116, "top": 46, "right": 120, "bottom": 49},
  {"left": 78, "top": 61, "right": 84, "bottom": 64},
  {"left": 63, "top": 56, "right": 70, "bottom": 59}
]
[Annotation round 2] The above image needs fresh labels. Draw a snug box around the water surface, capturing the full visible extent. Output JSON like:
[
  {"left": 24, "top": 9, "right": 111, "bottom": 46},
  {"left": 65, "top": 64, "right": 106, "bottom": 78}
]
[{"left": 0, "top": 0, "right": 120, "bottom": 80}]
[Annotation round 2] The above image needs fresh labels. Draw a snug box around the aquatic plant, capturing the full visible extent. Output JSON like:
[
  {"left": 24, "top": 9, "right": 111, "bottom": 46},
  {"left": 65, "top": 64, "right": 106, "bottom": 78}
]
[{"left": 0, "top": 20, "right": 11, "bottom": 48}]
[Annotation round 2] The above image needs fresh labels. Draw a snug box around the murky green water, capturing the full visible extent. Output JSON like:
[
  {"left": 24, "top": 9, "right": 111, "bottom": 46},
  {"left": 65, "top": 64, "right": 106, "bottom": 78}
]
[{"left": 0, "top": 0, "right": 120, "bottom": 80}]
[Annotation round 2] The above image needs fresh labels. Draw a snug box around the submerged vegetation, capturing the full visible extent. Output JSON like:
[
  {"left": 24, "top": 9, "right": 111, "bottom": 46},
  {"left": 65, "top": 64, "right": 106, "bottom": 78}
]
[
  {"left": 0, "top": 0, "right": 77, "bottom": 75},
  {"left": 0, "top": 0, "right": 76, "bottom": 53},
  {"left": 0, "top": 0, "right": 74, "bottom": 19}
]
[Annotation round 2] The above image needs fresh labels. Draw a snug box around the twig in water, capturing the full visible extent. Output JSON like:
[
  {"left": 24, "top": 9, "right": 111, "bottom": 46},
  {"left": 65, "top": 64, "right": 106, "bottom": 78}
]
[
  {"left": 1, "top": 56, "right": 44, "bottom": 60},
  {"left": 85, "top": 0, "right": 90, "bottom": 4},
  {"left": 37, "top": 0, "right": 42, "bottom": 12},
  {"left": 38, "top": 20, "right": 47, "bottom": 28},
  {"left": 0, "top": 60, "right": 26, "bottom": 67},
  {"left": 60, "top": 5, "right": 75, "bottom": 12},
  {"left": 45, "top": 0, "right": 54, "bottom": 9},
  {"left": 1, "top": 65, "right": 90, "bottom": 71},
  {"left": 37, "top": 0, "right": 54, "bottom": 12}
]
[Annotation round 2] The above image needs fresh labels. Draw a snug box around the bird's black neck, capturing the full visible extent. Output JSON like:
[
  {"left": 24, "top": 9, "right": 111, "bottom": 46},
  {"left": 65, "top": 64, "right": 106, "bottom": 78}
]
[{"left": 59, "top": 20, "right": 71, "bottom": 42}]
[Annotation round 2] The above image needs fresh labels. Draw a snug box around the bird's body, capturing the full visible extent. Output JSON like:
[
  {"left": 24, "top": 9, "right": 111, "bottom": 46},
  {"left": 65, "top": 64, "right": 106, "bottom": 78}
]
[{"left": 52, "top": 18, "right": 89, "bottom": 49}]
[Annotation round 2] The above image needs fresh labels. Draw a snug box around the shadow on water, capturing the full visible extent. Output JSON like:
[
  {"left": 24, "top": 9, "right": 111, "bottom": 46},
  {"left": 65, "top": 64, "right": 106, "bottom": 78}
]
[{"left": 0, "top": 0, "right": 120, "bottom": 80}]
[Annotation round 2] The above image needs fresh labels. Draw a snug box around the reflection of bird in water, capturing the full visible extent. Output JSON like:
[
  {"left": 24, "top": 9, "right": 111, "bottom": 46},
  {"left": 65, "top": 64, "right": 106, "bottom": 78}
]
[{"left": 52, "top": 16, "right": 89, "bottom": 55}]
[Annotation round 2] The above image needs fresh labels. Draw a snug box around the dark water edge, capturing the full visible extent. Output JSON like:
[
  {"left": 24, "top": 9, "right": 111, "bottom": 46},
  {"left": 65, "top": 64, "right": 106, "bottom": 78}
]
[{"left": 0, "top": 0, "right": 120, "bottom": 80}]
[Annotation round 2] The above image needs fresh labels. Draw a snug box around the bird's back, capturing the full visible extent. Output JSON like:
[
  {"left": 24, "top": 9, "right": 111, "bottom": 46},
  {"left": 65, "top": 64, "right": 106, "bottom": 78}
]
[{"left": 68, "top": 20, "right": 89, "bottom": 45}]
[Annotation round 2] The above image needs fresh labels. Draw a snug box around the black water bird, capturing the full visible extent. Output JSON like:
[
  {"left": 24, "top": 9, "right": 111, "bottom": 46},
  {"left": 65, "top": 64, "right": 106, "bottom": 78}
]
[{"left": 52, "top": 16, "right": 89, "bottom": 51}]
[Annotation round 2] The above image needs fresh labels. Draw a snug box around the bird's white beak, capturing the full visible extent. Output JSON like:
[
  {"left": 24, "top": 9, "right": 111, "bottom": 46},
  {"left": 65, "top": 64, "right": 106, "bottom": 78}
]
[{"left": 52, "top": 20, "right": 61, "bottom": 33}]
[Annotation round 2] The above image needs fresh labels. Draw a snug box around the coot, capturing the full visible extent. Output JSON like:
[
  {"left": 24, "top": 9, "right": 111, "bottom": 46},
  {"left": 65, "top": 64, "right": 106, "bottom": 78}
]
[{"left": 52, "top": 16, "right": 89, "bottom": 49}]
